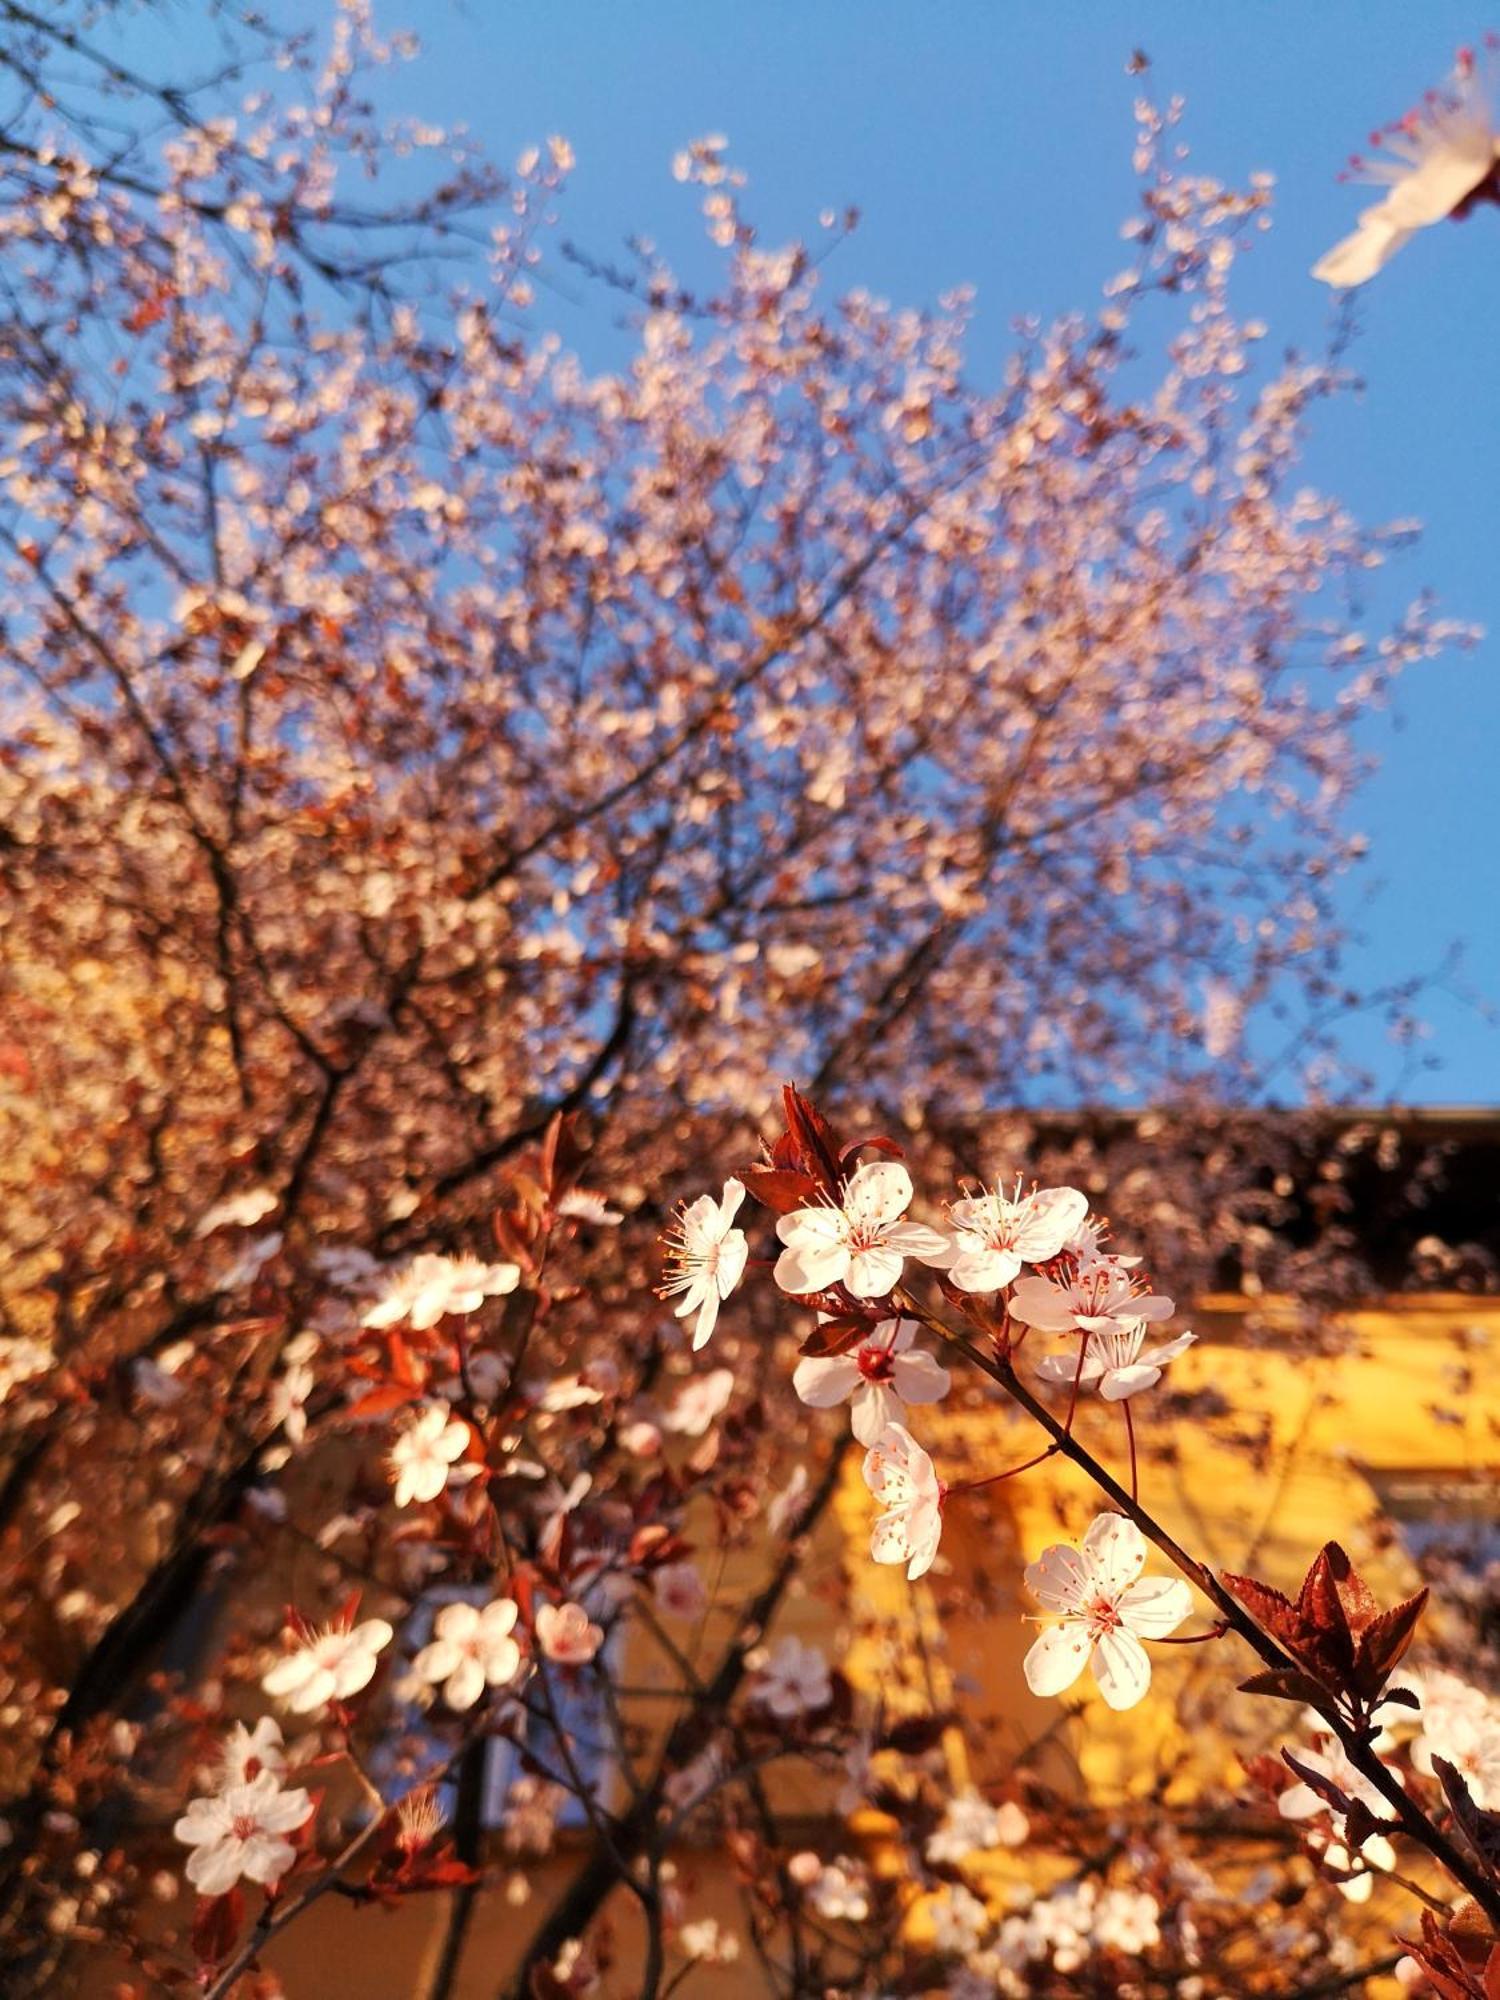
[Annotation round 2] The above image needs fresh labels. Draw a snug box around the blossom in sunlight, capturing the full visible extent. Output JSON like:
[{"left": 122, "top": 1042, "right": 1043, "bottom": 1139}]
[
  {"left": 1009, "top": 1262, "right": 1173, "bottom": 1342},
  {"left": 774, "top": 1162, "right": 951, "bottom": 1300},
  {"left": 653, "top": 1561, "right": 707, "bottom": 1621},
  {"left": 925, "top": 1789, "right": 1029, "bottom": 1866},
  {"left": 1023, "top": 1513, "right": 1191, "bottom": 1711},
  {"left": 362, "top": 1252, "right": 520, "bottom": 1331},
  {"left": 806, "top": 1858, "right": 869, "bottom": 1922},
  {"left": 945, "top": 1180, "right": 1088, "bottom": 1293},
  {"left": 793, "top": 1317, "right": 950, "bottom": 1445},
  {"left": 414, "top": 1598, "right": 523, "bottom": 1710},
  {"left": 1034, "top": 1323, "right": 1196, "bottom": 1402},
  {"left": 659, "top": 1179, "right": 749, "bottom": 1350},
  {"left": 535, "top": 1600, "right": 604, "bottom": 1665},
  {"left": 195, "top": 1186, "right": 279, "bottom": 1236},
  {"left": 555, "top": 1189, "right": 623, "bottom": 1226},
  {"left": 173, "top": 1769, "right": 314, "bottom": 1896},
  {"left": 753, "top": 1636, "right": 832, "bottom": 1719},
  {"left": 862, "top": 1421, "right": 945, "bottom": 1580},
  {"left": 1314, "top": 48, "right": 1500, "bottom": 287},
  {"left": 661, "top": 1367, "right": 735, "bottom": 1437},
  {"left": 268, "top": 1360, "right": 315, "bottom": 1444},
  {"left": 220, "top": 1715, "right": 287, "bottom": 1787},
  {"left": 1409, "top": 1669, "right": 1500, "bottom": 1807},
  {"left": 389, "top": 1401, "right": 478, "bottom": 1507},
  {"left": 262, "top": 1616, "right": 394, "bottom": 1714}
]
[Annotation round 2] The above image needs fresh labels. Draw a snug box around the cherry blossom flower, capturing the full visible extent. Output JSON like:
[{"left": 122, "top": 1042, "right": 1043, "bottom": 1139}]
[
  {"left": 555, "top": 1189, "right": 623, "bottom": 1226},
  {"left": 925, "top": 1789, "right": 1029, "bottom": 1865},
  {"left": 1034, "top": 1324, "right": 1196, "bottom": 1402},
  {"left": 652, "top": 1561, "right": 707, "bottom": 1620},
  {"left": 792, "top": 1318, "right": 950, "bottom": 1445},
  {"left": 1408, "top": 1670, "right": 1500, "bottom": 1806},
  {"left": 659, "top": 1179, "right": 749, "bottom": 1350},
  {"left": 661, "top": 1367, "right": 735, "bottom": 1437},
  {"left": 195, "top": 1186, "right": 279, "bottom": 1236},
  {"left": 806, "top": 1858, "right": 869, "bottom": 1922},
  {"left": 753, "top": 1636, "right": 832, "bottom": 1719},
  {"left": 414, "top": 1598, "right": 523, "bottom": 1710},
  {"left": 862, "top": 1422, "right": 945, "bottom": 1580},
  {"left": 535, "top": 1601, "right": 604, "bottom": 1665},
  {"left": 173, "top": 1769, "right": 314, "bottom": 1896},
  {"left": 1009, "top": 1262, "right": 1173, "bottom": 1342},
  {"left": 1023, "top": 1513, "right": 1192, "bottom": 1711},
  {"left": 362, "top": 1253, "right": 520, "bottom": 1331},
  {"left": 220, "top": 1715, "right": 287, "bottom": 1787},
  {"left": 268, "top": 1361, "right": 315, "bottom": 1445},
  {"left": 1314, "top": 51, "right": 1500, "bottom": 288},
  {"left": 389, "top": 1401, "right": 479, "bottom": 1507},
  {"left": 774, "top": 1162, "right": 951, "bottom": 1300},
  {"left": 945, "top": 1180, "right": 1088, "bottom": 1293},
  {"left": 262, "top": 1616, "right": 394, "bottom": 1714}
]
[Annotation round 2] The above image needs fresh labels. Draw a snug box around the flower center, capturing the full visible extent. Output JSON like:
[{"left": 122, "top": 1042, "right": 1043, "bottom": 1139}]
[
  {"left": 1085, "top": 1593, "right": 1122, "bottom": 1638},
  {"left": 230, "top": 1812, "right": 261, "bottom": 1841},
  {"left": 856, "top": 1343, "right": 896, "bottom": 1384}
]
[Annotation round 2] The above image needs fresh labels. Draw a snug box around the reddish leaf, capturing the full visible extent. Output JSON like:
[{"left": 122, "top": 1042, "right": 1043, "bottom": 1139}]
[
  {"left": 1238, "top": 1668, "right": 1333, "bottom": 1707},
  {"left": 797, "top": 1313, "right": 876, "bottom": 1357},
  {"left": 1281, "top": 1747, "right": 1360, "bottom": 1820},
  {"left": 740, "top": 1166, "right": 817, "bottom": 1215},
  {"left": 1220, "top": 1571, "right": 1312, "bottom": 1660},
  {"left": 1354, "top": 1587, "right": 1429, "bottom": 1696},
  {"left": 190, "top": 1888, "right": 244, "bottom": 1970},
  {"left": 1433, "top": 1755, "right": 1500, "bottom": 1872},
  {"left": 781, "top": 1083, "right": 842, "bottom": 1192},
  {"left": 344, "top": 1383, "right": 418, "bottom": 1422}
]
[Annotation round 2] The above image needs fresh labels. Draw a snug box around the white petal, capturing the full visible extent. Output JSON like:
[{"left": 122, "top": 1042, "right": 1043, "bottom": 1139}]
[
  {"left": 849, "top": 1383, "right": 894, "bottom": 1448},
  {"left": 1024, "top": 1544, "right": 1091, "bottom": 1615},
  {"left": 1008, "top": 1276, "right": 1077, "bottom": 1332},
  {"left": 774, "top": 1238, "right": 848, "bottom": 1296},
  {"left": 186, "top": 1840, "right": 246, "bottom": 1897},
  {"left": 1015, "top": 1186, "right": 1088, "bottom": 1258},
  {"left": 891, "top": 1350, "right": 950, "bottom": 1405},
  {"left": 870, "top": 1508, "right": 913, "bottom": 1566},
  {"left": 844, "top": 1245, "right": 905, "bottom": 1298},
  {"left": 1024, "top": 1624, "right": 1091, "bottom": 1698},
  {"left": 883, "top": 1221, "right": 954, "bottom": 1266},
  {"left": 842, "top": 1161, "right": 913, "bottom": 1229},
  {"left": 792, "top": 1355, "right": 863, "bottom": 1409},
  {"left": 715, "top": 1232, "right": 748, "bottom": 1298},
  {"left": 1098, "top": 1363, "right": 1162, "bottom": 1401},
  {"left": 1081, "top": 1513, "right": 1145, "bottom": 1596},
  {"left": 445, "top": 1655, "right": 486, "bottom": 1711},
  {"left": 1119, "top": 1575, "right": 1192, "bottom": 1640},
  {"left": 1035, "top": 1347, "right": 1104, "bottom": 1387},
  {"left": 1312, "top": 219, "right": 1409, "bottom": 287},
  {"left": 947, "top": 1246, "right": 1018, "bottom": 1293},
  {"left": 1090, "top": 1628, "right": 1152, "bottom": 1710}
]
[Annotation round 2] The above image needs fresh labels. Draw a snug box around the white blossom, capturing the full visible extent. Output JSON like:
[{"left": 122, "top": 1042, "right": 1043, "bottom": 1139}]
[
  {"left": 753, "top": 1636, "right": 832, "bottom": 1719},
  {"left": 1023, "top": 1513, "right": 1191, "bottom": 1711},
  {"left": 173, "top": 1770, "right": 313, "bottom": 1895},
  {"left": 1034, "top": 1324, "right": 1196, "bottom": 1402},
  {"left": 774, "top": 1162, "right": 951, "bottom": 1300},
  {"left": 389, "top": 1401, "right": 478, "bottom": 1507},
  {"left": 793, "top": 1318, "right": 950, "bottom": 1445},
  {"left": 1315, "top": 53, "right": 1500, "bottom": 287},
  {"left": 262, "top": 1617, "right": 394, "bottom": 1714},
  {"left": 862, "top": 1421, "right": 944, "bottom": 1580},
  {"left": 362, "top": 1253, "right": 520, "bottom": 1331},
  {"left": 414, "top": 1599, "right": 523, "bottom": 1710},
  {"left": 659, "top": 1180, "right": 749, "bottom": 1349},
  {"left": 945, "top": 1180, "right": 1087, "bottom": 1293}
]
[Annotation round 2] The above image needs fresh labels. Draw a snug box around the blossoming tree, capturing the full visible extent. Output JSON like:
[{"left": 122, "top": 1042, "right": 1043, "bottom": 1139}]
[{"left": 0, "top": 4, "right": 1496, "bottom": 1995}]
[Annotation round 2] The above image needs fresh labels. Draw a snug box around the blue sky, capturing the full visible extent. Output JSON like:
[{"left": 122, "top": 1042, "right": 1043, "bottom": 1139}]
[{"left": 125, "top": 2, "right": 1500, "bottom": 1099}]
